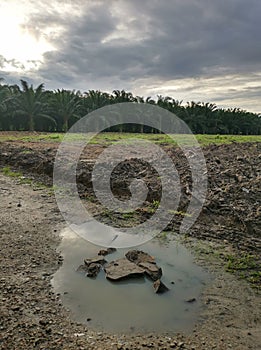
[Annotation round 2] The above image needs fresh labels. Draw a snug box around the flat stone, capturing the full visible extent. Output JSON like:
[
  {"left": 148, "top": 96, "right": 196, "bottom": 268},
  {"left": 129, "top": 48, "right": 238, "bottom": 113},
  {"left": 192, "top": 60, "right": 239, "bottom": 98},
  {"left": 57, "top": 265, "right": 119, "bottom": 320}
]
[
  {"left": 104, "top": 258, "right": 145, "bottom": 281},
  {"left": 84, "top": 256, "right": 107, "bottom": 266},
  {"left": 125, "top": 250, "right": 155, "bottom": 264},
  {"left": 138, "top": 261, "right": 162, "bottom": 281}
]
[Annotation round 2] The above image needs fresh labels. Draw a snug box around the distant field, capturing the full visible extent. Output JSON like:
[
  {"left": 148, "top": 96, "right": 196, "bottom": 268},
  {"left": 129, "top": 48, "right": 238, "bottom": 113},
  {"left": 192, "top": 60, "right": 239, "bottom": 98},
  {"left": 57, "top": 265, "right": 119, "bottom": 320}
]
[{"left": 0, "top": 131, "right": 260, "bottom": 146}]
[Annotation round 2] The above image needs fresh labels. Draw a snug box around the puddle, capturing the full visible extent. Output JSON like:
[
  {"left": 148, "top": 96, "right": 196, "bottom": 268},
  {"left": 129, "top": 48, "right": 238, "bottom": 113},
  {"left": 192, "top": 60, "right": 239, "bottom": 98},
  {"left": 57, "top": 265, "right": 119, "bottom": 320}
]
[{"left": 52, "top": 228, "right": 210, "bottom": 333}]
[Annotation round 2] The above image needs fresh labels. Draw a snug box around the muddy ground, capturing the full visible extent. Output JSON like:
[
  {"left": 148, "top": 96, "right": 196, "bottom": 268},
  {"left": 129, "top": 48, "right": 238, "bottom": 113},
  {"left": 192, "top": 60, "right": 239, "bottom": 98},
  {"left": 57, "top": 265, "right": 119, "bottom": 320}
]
[{"left": 0, "top": 134, "right": 260, "bottom": 349}]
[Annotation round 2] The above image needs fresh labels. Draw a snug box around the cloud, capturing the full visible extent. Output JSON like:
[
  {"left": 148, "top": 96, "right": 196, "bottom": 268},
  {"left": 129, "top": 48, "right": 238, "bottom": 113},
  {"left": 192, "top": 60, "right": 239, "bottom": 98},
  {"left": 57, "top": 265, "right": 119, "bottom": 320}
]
[
  {"left": 0, "top": 55, "right": 25, "bottom": 70},
  {"left": 1, "top": 0, "right": 260, "bottom": 112}
]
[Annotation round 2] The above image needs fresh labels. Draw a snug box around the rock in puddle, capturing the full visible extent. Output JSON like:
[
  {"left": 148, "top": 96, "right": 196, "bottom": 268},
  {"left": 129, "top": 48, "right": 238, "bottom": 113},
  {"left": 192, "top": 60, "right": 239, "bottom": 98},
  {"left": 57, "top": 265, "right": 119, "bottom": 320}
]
[
  {"left": 86, "top": 263, "right": 101, "bottom": 278},
  {"left": 126, "top": 250, "right": 163, "bottom": 283},
  {"left": 84, "top": 256, "right": 107, "bottom": 266},
  {"left": 77, "top": 249, "right": 169, "bottom": 293},
  {"left": 77, "top": 256, "right": 107, "bottom": 278},
  {"left": 138, "top": 261, "right": 162, "bottom": 281},
  {"left": 125, "top": 250, "right": 155, "bottom": 264},
  {"left": 98, "top": 247, "right": 117, "bottom": 256},
  {"left": 153, "top": 279, "right": 169, "bottom": 294},
  {"left": 104, "top": 258, "right": 145, "bottom": 281}
]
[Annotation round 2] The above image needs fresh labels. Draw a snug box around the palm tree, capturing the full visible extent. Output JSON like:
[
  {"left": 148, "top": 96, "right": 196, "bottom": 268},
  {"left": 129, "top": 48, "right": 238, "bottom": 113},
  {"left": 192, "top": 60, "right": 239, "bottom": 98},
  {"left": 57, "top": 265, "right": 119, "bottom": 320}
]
[
  {"left": 0, "top": 83, "right": 20, "bottom": 130},
  {"left": 82, "top": 90, "right": 112, "bottom": 131},
  {"left": 112, "top": 90, "right": 134, "bottom": 103},
  {"left": 0, "top": 84, "right": 9, "bottom": 129},
  {"left": 14, "top": 80, "right": 55, "bottom": 131},
  {"left": 83, "top": 90, "right": 111, "bottom": 112},
  {"left": 0, "top": 84, "right": 8, "bottom": 112},
  {"left": 51, "top": 89, "right": 82, "bottom": 131}
]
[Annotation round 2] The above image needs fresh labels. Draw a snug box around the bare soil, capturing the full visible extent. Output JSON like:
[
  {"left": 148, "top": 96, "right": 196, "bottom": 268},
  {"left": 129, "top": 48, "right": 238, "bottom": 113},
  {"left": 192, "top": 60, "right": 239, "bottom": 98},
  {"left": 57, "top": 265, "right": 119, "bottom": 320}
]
[{"left": 0, "top": 134, "right": 260, "bottom": 349}]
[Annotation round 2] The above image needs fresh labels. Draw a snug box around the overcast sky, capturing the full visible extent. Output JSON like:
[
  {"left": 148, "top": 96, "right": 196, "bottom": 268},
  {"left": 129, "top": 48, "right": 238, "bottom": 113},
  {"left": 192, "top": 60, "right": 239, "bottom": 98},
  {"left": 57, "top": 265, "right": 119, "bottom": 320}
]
[{"left": 0, "top": 0, "right": 260, "bottom": 112}]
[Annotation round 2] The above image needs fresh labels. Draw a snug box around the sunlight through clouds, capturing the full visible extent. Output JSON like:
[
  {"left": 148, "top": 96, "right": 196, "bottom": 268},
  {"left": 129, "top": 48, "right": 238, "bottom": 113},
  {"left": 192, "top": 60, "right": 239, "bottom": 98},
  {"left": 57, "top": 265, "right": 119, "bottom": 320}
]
[{"left": 0, "top": 1, "right": 54, "bottom": 71}]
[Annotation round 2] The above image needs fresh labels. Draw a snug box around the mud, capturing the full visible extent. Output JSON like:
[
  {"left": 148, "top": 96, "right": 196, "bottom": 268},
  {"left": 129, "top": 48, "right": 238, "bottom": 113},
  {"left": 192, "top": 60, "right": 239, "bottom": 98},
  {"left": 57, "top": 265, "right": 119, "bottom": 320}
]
[
  {"left": 0, "top": 138, "right": 260, "bottom": 252},
  {"left": 0, "top": 134, "right": 260, "bottom": 349}
]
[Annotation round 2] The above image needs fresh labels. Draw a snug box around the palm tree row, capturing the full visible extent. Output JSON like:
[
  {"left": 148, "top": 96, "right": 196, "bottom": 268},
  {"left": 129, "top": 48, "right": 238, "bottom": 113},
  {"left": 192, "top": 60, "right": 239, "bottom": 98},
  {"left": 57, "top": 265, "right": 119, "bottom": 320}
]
[{"left": 0, "top": 79, "right": 260, "bottom": 134}]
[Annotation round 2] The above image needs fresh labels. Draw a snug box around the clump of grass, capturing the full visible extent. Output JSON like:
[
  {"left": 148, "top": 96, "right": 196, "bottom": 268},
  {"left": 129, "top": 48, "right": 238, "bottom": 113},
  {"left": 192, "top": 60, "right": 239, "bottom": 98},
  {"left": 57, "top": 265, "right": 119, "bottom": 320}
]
[
  {"left": 1, "top": 166, "right": 54, "bottom": 194},
  {"left": 168, "top": 209, "right": 192, "bottom": 217},
  {"left": 20, "top": 150, "right": 33, "bottom": 155},
  {"left": 147, "top": 200, "right": 160, "bottom": 214},
  {"left": 225, "top": 253, "right": 260, "bottom": 289},
  {"left": 1, "top": 166, "right": 22, "bottom": 178},
  {"left": 121, "top": 212, "right": 135, "bottom": 219},
  {"left": 226, "top": 253, "right": 257, "bottom": 271}
]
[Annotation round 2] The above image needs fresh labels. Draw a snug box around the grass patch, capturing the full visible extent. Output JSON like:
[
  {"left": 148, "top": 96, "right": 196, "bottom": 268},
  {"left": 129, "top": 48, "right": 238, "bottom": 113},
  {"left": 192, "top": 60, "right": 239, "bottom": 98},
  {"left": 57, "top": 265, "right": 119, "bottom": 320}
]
[
  {"left": 168, "top": 210, "right": 192, "bottom": 217},
  {"left": 183, "top": 238, "right": 261, "bottom": 290},
  {"left": 1, "top": 166, "right": 54, "bottom": 194},
  {"left": 226, "top": 253, "right": 258, "bottom": 271},
  {"left": 121, "top": 212, "right": 135, "bottom": 219},
  {"left": 0, "top": 132, "right": 260, "bottom": 146},
  {"left": 20, "top": 150, "right": 34, "bottom": 155},
  {"left": 1, "top": 166, "right": 22, "bottom": 178},
  {"left": 225, "top": 253, "right": 260, "bottom": 289}
]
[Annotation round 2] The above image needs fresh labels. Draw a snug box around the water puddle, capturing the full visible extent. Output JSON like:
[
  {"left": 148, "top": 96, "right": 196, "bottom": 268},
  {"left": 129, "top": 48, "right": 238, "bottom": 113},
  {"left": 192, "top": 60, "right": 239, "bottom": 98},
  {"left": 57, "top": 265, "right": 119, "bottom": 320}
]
[{"left": 52, "top": 228, "right": 210, "bottom": 333}]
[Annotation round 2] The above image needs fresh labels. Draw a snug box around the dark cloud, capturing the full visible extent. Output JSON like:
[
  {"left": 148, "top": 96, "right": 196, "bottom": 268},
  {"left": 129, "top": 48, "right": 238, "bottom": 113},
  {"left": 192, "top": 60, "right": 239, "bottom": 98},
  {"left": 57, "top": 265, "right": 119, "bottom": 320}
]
[
  {"left": 38, "top": 1, "right": 261, "bottom": 80},
  {"left": 1, "top": 0, "right": 261, "bottom": 111}
]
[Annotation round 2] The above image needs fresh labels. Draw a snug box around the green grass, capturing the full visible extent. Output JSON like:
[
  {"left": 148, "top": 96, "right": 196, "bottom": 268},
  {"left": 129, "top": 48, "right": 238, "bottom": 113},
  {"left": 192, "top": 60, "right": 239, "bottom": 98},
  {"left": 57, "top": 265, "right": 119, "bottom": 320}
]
[
  {"left": 183, "top": 238, "right": 261, "bottom": 289},
  {"left": 195, "top": 134, "right": 261, "bottom": 146},
  {"left": 167, "top": 210, "right": 192, "bottom": 217},
  {"left": 1, "top": 166, "right": 55, "bottom": 194},
  {"left": 225, "top": 253, "right": 260, "bottom": 289},
  {"left": 1, "top": 166, "right": 22, "bottom": 178},
  {"left": 0, "top": 132, "right": 260, "bottom": 146}
]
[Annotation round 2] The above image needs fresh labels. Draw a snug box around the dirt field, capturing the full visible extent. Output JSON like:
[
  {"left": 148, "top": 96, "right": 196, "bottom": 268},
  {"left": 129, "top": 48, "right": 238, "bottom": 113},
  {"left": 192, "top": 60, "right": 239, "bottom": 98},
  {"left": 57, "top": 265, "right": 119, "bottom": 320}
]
[{"left": 0, "top": 132, "right": 260, "bottom": 349}]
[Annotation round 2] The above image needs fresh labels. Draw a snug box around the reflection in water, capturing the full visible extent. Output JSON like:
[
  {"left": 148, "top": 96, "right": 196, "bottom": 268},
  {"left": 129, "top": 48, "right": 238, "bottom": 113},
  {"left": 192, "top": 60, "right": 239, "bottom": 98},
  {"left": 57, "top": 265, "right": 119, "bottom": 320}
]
[{"left": 52, "top": 228, "right": 210, "bottom": 333}]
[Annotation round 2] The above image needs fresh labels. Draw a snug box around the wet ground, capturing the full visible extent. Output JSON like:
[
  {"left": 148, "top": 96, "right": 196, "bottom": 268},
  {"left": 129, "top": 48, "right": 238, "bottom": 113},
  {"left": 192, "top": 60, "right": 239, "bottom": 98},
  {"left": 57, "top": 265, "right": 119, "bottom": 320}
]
[
  {"left": 52, "top": 228, "right": 210, "bottom": 333},
  {"left": 1, "top": 173, "right": 260, "bottom": 349}
]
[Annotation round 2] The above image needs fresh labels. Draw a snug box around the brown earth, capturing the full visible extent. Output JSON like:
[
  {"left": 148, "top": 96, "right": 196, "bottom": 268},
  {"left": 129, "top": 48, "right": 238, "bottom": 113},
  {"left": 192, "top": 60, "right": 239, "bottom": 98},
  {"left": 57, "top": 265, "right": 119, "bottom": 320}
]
[
  {"left": 0, "top": 136, "right": 260, "bottom": 252},
  {"left": 0, "top": 134, "right": 260, "bottom": 349}
]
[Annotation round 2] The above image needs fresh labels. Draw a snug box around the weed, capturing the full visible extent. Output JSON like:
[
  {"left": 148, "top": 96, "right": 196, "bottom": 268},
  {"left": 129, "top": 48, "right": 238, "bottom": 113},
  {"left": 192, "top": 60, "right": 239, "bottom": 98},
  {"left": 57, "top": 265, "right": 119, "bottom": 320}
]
[
  {"left": 121, "top": 212, "right": 135, "bottom": 219},
  {"left": 225, "top": 253, "right": 260, "bottom": 289},
  {"left": 20, "top": 150, "right": 33, "bottom": 155},
  {"left": 152, "top": 200, "right": 160, "bottom": 208},
  {"left": 1, "top": 166, "right": 22, "bottom": 177},
  {"left": 168, "top": 209, "right": 192, "bottom": 217},
  {"left": 1, "top": 166, "right": 54, "bottom": 193},
  {"left": 226, "top": 253, "right": 257, "bottom": 271}
]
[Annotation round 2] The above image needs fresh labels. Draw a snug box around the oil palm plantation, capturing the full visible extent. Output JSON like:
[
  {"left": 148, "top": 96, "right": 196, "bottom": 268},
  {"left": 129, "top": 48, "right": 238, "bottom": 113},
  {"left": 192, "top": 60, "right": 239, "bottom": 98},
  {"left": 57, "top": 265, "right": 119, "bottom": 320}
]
[
  {"left": 0, "top": 83, "right": 20, "bottom": 130},
  {"left": 51, "top": 89, "right": 82, "bottom": 131},
  {"left": 0, "top": 78, "right": 260, "bottom": 134},
  {"left": 14, "top": 80, "right": 55, "bottom": 131},
  {"left": 83, "top": 90, "right": 111, "bottom": 112},
  {"left": 0, "top": 84, "right": 9, "bottom": 129}
]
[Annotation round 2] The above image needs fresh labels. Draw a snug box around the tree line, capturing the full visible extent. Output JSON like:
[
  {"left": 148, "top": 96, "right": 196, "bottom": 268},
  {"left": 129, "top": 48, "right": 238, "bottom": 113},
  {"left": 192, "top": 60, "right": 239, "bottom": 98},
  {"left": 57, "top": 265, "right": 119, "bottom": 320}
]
[{"left": 0, "top": 79, "right": 260, "bottom": 134}]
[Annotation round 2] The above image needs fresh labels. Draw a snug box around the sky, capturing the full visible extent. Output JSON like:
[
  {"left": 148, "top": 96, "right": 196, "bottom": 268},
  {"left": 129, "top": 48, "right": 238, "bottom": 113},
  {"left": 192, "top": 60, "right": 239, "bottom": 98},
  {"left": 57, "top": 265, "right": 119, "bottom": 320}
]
[{"left": 0, "top": 0, "right": 260, "bottom": 113}]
